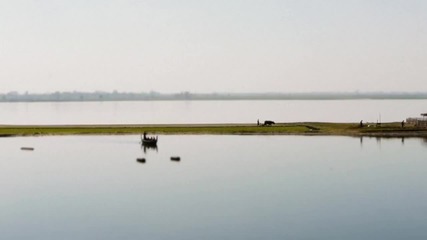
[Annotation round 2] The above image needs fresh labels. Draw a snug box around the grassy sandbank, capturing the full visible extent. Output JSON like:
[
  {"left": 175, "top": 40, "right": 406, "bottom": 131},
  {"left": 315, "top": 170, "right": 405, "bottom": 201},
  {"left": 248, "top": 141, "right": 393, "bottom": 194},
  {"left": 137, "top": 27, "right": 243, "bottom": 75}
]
[{"left": 1, "top": 122, "right": 426, "bottom": 137}]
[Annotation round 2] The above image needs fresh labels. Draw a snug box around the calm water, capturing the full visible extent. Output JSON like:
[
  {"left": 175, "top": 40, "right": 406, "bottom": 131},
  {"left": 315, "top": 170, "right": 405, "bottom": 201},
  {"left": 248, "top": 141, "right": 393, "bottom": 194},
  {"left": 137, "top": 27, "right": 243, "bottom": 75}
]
[
  {"left": 1, "top": 135, "right": 426, "bottom": 239},
  {"left": 0, "top": 99, "right": 426, "bottom": 124}
]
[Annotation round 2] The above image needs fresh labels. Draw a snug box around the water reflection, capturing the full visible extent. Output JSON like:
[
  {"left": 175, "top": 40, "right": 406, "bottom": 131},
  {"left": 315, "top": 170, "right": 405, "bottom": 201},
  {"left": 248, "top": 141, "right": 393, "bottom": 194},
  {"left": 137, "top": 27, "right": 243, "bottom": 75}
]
[
  {"left": 359, "top": 136, "right": 427, "bottom": 149},
  {"left": 359, "top": 136, "right": 383, "bottom": 148},
  {"left": 376, "top": 137, "right": 381, "bottom": 144},
  {"left": 2, "top": 135, "right": 427, "bottom": 239},
  {"left": 359, "top": 136, "right": 409, "bottom": 148},
  {"left": 141, "top": 144, "right": 158, "bottom": 153}
]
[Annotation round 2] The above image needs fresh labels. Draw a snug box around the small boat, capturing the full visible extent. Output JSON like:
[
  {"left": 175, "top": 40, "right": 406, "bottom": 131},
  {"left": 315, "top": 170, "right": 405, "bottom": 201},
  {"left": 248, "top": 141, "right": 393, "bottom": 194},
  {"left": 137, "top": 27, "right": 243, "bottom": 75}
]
[
  {"left": 141, "top": 137, "right": 157, "bottom": 146},
  {"left": 21, "top": 147, "right": 34, "bottom": 151},
  {"left": 136, "top": 158, "right": 146, "bottom": 163},
  {"left": 141, "top": 132, "right": 158, "bottom": 146},
  {"left": 170, "top": 156, "right": 181, "bottom": 161}
]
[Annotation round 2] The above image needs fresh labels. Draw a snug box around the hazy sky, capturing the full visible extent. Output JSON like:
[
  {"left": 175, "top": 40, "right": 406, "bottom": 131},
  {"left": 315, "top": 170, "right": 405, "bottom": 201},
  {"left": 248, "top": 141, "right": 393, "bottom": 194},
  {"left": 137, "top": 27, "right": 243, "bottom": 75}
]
[{"left": 1, "top": 0, "right": 426, "bottom": 93}]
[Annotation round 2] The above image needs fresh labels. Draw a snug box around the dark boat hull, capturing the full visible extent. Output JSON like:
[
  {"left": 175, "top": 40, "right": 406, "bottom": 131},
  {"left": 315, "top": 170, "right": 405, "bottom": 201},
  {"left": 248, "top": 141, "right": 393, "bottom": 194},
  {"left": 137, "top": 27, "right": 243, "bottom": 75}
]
[{"left": 141, "top": 138, "right": 158, "bottom": 146}]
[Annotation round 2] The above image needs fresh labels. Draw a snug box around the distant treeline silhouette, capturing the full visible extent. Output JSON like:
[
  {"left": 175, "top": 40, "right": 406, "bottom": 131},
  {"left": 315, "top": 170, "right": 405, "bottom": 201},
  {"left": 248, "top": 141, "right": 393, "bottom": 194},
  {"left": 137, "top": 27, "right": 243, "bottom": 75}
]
[{"left": 1, "top": 91, "right": 427, "bottom": 102}]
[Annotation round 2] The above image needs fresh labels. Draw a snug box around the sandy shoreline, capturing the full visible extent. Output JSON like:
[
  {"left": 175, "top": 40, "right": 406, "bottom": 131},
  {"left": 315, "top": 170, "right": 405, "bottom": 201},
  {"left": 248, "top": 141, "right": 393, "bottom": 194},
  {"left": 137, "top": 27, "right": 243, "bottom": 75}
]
[{"left": 1, "top": 122, "right": 427, "bottom": 138}]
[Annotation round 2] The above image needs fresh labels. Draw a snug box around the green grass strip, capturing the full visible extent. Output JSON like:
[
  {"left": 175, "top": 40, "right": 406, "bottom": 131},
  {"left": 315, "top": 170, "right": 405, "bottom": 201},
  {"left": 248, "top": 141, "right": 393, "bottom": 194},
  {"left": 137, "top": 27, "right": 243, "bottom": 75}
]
[{"left": 0, "top": 122, "right": 426, "bottom": 137}]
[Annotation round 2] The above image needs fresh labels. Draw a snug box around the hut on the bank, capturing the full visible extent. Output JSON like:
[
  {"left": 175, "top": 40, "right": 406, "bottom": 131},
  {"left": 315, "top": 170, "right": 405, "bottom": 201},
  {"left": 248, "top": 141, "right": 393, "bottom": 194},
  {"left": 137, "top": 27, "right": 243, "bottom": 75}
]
[{"left": 406, "top": 113, "right": 427, "bottom": 127}]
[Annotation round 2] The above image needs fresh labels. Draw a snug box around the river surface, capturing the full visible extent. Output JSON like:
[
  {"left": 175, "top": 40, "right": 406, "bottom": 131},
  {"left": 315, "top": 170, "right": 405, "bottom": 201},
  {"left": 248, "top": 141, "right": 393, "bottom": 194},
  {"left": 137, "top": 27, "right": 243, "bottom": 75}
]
[
  {"left": 0, "top": 99, "right": 426, "bottom": 125},
  {"left": 1, "top": 135, "right": 426, "bottom": 239}
]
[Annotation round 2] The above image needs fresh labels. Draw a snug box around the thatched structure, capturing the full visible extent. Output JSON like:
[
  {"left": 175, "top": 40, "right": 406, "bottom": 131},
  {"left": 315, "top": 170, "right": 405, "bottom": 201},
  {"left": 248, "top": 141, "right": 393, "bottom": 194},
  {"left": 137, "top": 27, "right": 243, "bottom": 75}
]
[{"left": 407, "top": 113, "right": 427, "bottom": 127}]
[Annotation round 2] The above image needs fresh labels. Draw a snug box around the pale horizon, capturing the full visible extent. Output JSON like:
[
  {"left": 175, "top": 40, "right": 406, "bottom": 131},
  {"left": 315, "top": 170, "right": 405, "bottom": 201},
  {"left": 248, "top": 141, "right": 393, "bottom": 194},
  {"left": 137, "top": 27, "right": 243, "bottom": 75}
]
[
  {"left": 4, "top": 90, "right": 427, "bottom": 95},
  {"left": 1, "top": 0, "right": 426, "bottom": 93}
]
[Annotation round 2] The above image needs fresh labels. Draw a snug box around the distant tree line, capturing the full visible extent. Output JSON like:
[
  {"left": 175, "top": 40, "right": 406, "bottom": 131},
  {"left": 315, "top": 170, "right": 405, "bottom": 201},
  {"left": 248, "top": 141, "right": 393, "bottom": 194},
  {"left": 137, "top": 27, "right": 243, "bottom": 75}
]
[{"left": 1, "top": 91, "right": 427, "bottom": 102}]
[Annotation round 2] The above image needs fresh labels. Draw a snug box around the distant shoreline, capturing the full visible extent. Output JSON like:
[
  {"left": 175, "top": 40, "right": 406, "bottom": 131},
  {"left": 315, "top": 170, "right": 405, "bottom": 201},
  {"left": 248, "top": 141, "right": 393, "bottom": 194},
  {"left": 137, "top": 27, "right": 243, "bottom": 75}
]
[
  {"left": 2, "top": 91, "right": 427, "bottom": 102},
  {"left": 1, "top": 122, "right": 426, "bottom": 138}
]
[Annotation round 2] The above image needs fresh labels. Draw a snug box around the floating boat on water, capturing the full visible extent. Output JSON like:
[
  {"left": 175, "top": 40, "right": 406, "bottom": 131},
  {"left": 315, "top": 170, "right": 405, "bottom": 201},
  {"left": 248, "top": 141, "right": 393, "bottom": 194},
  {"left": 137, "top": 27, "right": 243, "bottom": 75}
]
[
  {"left": 141, "top": 132, "right": 158, "bottom": 146},
  {"left": 141, "top": 137, "right": 157, "bottom": 146},
  {"left": 136, "top": 158, "right": 146, "bottom": 163},
  {"left": 170, "top": 156, "right": 181, "bottom": 161}
]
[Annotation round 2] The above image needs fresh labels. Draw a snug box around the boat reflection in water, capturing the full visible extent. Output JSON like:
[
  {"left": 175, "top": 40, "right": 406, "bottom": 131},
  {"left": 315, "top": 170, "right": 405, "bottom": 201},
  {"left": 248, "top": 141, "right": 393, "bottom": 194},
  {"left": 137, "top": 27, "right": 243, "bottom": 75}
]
[{"left": 142, "top": 144, "right": 158, "bottom": 153}]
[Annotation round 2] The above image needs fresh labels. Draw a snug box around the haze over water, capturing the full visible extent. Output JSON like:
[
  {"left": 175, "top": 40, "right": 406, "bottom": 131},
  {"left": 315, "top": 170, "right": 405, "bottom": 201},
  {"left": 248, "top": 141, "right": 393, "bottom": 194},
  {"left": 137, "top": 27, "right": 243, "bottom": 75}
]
[{"left": 0, "top": 99, "right": 425, "bottom": 125}]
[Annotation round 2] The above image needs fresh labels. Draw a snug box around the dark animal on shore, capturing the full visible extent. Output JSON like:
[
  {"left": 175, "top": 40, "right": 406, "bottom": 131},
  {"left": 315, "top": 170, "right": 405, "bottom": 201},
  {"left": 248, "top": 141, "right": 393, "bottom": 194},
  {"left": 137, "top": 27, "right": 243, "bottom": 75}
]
[{"left": 264, "top": 120, "right": 275, "bottom": 126}]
